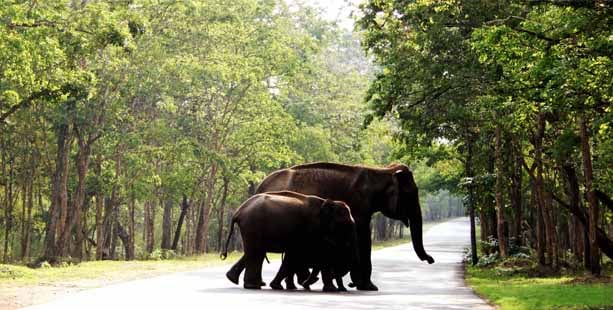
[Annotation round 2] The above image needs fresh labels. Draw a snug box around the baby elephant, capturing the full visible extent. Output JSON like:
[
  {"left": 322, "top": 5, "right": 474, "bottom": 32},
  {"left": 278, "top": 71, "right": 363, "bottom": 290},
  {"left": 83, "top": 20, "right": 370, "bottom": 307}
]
[{"left": 221, "top": 191, "right": 359, "bottom": 290}]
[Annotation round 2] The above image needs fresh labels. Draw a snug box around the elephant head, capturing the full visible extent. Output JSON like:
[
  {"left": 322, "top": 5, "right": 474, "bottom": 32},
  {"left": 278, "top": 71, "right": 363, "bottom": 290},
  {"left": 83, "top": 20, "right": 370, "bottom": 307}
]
[
  {"left": 320, "top": 200, "right": 360, "bottom": 268},
  {"left": 380, "top": 164, "right": 434, "bottom": 264}
]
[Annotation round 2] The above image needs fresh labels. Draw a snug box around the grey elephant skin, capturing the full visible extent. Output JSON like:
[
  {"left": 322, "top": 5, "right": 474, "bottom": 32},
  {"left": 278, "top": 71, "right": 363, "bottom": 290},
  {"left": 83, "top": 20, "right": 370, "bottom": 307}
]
[
  {"left": 221, "top": 191, "right": 359, "bottom": 290},
  {"left": 256, "top": 162, "right": 434, "bottom": 291}
]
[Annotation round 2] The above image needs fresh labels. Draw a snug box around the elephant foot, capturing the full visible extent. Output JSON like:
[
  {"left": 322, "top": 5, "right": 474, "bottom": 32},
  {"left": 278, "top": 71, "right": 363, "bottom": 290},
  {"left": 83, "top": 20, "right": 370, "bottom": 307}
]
[
  {"left": 337, "top": 285, "right": 347, "bottom": 292},
  {"left": 322, "top": 284, "right": 338, "bottom": 292},
  {"left": 301, "top": 285, "right": 311, "bottom": 291},
  {"left": 270, "top": 282, "right": 284, "bottom": 290},
  {"left": 356, "top": 281, "right": 378, "bottom": 291},
  {"left": 226, "top": 270, "right": 240, "bottom": 285},
  {"left": 244, "top": 283, "right": 262, "bottom": 290},
  {"left": 285, "top": 282, "right": 297, "bottom": 290}
]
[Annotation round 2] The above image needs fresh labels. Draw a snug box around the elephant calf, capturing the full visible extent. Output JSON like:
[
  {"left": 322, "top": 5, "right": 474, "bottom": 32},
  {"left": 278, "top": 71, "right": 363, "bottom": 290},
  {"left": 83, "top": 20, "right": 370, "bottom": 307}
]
[{"left": 221, "top": 191, "right": 359, "bottom": 291}]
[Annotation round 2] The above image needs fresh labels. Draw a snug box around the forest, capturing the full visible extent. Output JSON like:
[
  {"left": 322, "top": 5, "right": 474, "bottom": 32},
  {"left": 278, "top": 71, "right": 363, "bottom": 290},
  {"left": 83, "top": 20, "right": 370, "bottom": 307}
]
[
  {"left": 0, "top": 0, "right": 462, "bottom": 265},
  {"left": 358, "top": 0, "right": 612, "bottom": 276},
  {"left": 1, "top": 0, "right": 612, "bottom": 286}
]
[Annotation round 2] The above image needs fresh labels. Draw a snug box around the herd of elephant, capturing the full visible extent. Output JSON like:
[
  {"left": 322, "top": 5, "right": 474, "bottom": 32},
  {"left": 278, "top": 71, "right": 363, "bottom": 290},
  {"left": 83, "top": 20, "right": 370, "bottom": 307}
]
[{"left": 220, "top": 162, "right": 434, "bottom": 292}]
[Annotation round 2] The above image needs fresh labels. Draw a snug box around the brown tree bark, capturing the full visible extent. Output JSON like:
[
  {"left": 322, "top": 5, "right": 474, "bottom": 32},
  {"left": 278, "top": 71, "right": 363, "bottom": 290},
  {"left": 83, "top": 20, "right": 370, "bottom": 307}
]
[
  {"left": 494, "top": 124, "right": 508, "bottom": 257},
  {"left": 94, "top": 158, "right": 105, "bottom": 260},
  {"left": 172, "top": 195, "right": 190, "bottom": 251},
  {"left": 552, "top": 194, "right": 613, "bottom": 260},
  {"left": 533, "top": 112, "right": 547, "bottom": 266},
  {"left": 116, "top": 222, "right": 134, "bottom": 260},
  {"left": 21, "top": 177, "right": 33, "bottom": 261},
  {"left": 144, "top": 200, "right": 155, "bottom": 254},
  {"left": 129, "top": 189, "right": 135, "bottom": 260},
  {"left": 161, "top": 199, "right": 173, "bottom": 250},
  {"left": 543, "top": 190, "right": 558, "bottom": 268},
  {"left": 216, "top": 178, "right": 229, "bottom": 251},
  {"left": 195, "top": 164, "right": 218, "bottom": 253},
  {"left": 2, "top": 148, "right": 14, "bottom": 263},
  {"left": 577, "top": 115, "right": 601, "bottom": 275},
  {"left": 43, "top": 122, "right": 71, "bottom": 260},
  {"left": 58, "top": 130, "right": 91, "bottom": 259},
  {"left": 509, "top": 143, "right": 523, "bottom": 246},
  {"left": 466, "top": 136, "right": 478, "bottom": 265}
]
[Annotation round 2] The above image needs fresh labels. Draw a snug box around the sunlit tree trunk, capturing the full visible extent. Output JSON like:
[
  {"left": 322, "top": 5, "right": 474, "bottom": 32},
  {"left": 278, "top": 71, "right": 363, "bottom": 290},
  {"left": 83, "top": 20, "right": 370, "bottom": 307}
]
[
  {"left": 195, "top": 163, "right": 218, "bottom": 253},
  {"left": 44, "top": 121, "right": 71, "bottom": 260},
  {"left": 494, "top": 124, "right": 507, "bottom": 257},
  {"left": 216, "top": 178, "right": 229, "bottom": 252},
  {"left": 577, "top": 114, "right": 601, "bottom": 276}
]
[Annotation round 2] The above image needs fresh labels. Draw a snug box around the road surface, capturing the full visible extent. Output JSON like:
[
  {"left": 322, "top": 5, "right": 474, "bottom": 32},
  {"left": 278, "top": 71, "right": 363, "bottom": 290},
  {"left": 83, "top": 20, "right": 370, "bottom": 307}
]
[{"left": 23, "top": 217, "right": 491, "bottom": 310}]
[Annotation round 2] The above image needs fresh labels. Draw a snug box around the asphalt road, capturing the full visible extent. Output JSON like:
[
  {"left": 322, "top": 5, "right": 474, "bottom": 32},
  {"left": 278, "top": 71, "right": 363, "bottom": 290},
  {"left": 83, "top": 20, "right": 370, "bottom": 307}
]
[{"left": 23, "top": 217, "right": 491, "bottom": 310}]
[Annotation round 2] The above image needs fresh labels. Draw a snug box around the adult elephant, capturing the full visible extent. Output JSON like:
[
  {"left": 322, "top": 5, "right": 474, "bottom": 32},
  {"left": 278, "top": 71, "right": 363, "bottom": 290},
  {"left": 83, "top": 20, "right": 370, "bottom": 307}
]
[{"left": 256, "top": 162, "right": 434, "bottom": 291}]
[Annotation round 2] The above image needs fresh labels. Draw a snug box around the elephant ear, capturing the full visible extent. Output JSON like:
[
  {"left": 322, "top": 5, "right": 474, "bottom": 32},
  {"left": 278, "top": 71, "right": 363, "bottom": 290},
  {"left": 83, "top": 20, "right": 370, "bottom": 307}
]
[
  {"left": 383, "top": 173, "right": 400, "bottom": 216},
  {"left": 394, "top": 167, "right": 417, "bottom": 193}
]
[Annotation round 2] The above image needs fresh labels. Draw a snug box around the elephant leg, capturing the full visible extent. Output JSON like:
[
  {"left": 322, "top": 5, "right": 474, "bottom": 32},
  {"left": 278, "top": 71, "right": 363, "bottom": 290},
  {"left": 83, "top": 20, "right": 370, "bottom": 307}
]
[
  {"left": 353, "top": 224, "right": 378, "bottom": 291},
  {"left": 244, "top": 252, "right": 265, "bottom": 290},
  {"left": 296, "top": 268, "right": 311, "bottom": 285},
  {"left": 321, "top": 268, "right": 337, "bottom": 292},
  {"left": 270, "top": 255, "right": 292, "bottom": 290},
  {"left": 335, "top": 273, "right": 347, "bottom": 292},
  {"left": 226, "top": 255, "right": 246, "bottom": 285},
  {"left": 284, "top": 272, "right": 298, "bottom": 290},
  {"left": 302, "top": 268, "right": 320, "bottom": 287}
]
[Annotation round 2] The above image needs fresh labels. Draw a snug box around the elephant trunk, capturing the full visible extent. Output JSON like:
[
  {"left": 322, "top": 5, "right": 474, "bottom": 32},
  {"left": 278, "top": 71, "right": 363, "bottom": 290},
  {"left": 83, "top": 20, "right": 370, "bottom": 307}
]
[{"left": 409, "top": 200, "right": 434, "bottom": 264}]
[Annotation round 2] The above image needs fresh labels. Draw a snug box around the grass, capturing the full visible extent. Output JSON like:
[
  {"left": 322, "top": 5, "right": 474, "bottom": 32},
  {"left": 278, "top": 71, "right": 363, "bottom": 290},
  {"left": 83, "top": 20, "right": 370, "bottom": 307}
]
[
  {"left": 466, "top": 265, "right": 613, "bottom": 310},
  {"left": 467, "top": 223, "right": 613, "bottom": 309},
  {"left": 0, "top": 252, "right": 243, "bottom": 286}
]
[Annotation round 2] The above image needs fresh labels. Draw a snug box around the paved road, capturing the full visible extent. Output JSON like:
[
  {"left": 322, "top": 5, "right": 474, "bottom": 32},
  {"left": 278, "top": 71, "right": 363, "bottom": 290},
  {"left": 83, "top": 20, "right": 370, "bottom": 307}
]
[{"left": 23, "top": 217, "right": 491, "bottom": 310}]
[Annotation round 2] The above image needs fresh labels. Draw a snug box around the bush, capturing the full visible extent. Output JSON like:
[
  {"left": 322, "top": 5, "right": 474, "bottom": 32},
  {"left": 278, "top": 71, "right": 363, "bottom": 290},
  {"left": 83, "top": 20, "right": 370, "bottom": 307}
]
[
  {"left": 476, "top": 252, "right": 499, "bottom": 267},
  {"left": 148, "top": 249, "right": 177, "bottom": 260}
]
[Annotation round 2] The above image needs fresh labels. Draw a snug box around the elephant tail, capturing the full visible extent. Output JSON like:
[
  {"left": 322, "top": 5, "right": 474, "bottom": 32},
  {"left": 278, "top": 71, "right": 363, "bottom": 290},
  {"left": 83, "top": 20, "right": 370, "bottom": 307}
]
[{"left": 220, "top": 219, "right": 236, "bottom": 260}]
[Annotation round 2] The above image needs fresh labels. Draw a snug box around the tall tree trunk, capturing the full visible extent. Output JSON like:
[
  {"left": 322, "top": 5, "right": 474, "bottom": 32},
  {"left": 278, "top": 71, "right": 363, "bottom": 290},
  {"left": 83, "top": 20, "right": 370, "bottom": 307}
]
[
  {"left": 494, "top": 124, "right": 508, "bottom": 257},
  {"left": 533, "top": 112, "right": 547, "bottom": 266},
  {"left": 216, "top": 178, "right": 229, "bottom": 251},
  {"left": 466, "top": 136, "right": 478, "bottom": 265},
  {"left": 510, "top": 144, "right": 523, "bottom": 246},
  {"left": 116, "top": 222, "right": 134, "bottom": 260},
  {"left": 577, "top": 115, "right": 601, "bottom": 276},
  {"left": 59, "top": 135, "right": 90, "bottom": 260},
  {"left": 2, "top": 151, "right": 14, "bottom": 263},
  {"left": 55, "top": 130, "right": 72, "bottom": 258},
  {"left": 195, "top": 164, "right": 218, "bottom": 253},
  {"left": 172, "top": 195, "right": 190, "bottom": 251},
  {"left": 44, "top": 122, "right": 70, "bottom": 260},
  {"left": 21, "top": 177, "right": 33, "bottom": 261},
  {"left": 144, "top": 200, "right": 155, "bottom": 254},
  {"left": 108, "top": 154, "right": 122, "bottom": 260},
  {"left": 161, "top": 199, "right": 173, "bottom": 250},
  {"left": 95, "top": 158, "right": 105, "bottom": 260},
  {"left": 129, "top": 188, "right": 135, "bottom": 260},
  {"left": 543, "top": 190, "right": 558, "bottom": 268}
]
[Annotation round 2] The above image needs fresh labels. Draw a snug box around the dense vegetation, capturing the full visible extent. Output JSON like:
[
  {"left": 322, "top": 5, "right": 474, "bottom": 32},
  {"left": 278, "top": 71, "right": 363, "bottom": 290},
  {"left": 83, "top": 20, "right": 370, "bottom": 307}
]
[
  {"left": 357, "top": 0, "right": 612, "bottom": 278},
  {"left": 0, "top": 0, "right": 461, "bottom": 264}
]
